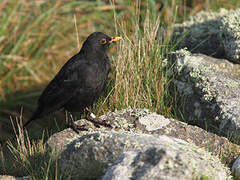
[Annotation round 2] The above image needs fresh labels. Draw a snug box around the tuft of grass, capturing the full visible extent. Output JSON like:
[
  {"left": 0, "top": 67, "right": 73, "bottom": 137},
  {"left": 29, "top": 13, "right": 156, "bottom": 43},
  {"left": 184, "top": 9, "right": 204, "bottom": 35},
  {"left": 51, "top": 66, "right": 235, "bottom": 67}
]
[
  {"left": 93, "top": 1, "right": 175, "bottom": 118},
  {"left": 0, "top": 109, "right": 64, "bottom": 179}
]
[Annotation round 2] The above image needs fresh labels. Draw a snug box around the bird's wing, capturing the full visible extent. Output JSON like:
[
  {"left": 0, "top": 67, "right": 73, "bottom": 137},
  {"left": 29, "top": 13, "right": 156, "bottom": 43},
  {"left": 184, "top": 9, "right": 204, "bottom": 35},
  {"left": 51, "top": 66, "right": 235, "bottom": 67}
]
[{"left": 35, "top": 57, "right": 88, "bottom": 117}]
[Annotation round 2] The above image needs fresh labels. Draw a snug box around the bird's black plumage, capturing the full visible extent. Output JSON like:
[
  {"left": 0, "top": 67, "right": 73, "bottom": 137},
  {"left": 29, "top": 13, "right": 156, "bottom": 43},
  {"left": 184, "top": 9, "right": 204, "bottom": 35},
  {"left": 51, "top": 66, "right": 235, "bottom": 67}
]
[{"left": 24, "top": 32, "right": 121, "bottom": 129}]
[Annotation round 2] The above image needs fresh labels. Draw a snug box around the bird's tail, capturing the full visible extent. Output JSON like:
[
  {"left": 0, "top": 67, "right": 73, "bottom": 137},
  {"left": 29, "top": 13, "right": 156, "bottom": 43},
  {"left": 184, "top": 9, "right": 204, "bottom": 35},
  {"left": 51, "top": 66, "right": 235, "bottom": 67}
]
[
  {"left": 23, "top": 117, "right": 34, "bottom": 128},
  {"left": 23, "top": 109, "right": 42, "bottom": 128}
]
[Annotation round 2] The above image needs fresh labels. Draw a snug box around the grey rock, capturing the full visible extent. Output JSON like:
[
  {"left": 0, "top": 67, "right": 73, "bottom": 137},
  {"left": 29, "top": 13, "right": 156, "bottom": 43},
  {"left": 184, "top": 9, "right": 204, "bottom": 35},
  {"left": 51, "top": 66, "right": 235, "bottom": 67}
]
[
  {"left": 232, "top": 155, "right": 240, "bottom": 178},
  {"left": 101, "top": 109, "right": 240, "bottom": 169},
  {"left": 169, "top": 49, "right": 240, "bottom": 138},
  {"left": 47, "top": 108, "right": 240, "bottom": 168},
  {"left": 220, "top": 9, "right": 240, "bottom": 62},
  {"left": 136, "top": 112, "right": 240, "bottom": 159},
  {"left": 138, "top": 112, "right": 170, "bottom": 131},
  {"left": 46, "top": 130, "right": 231, "bottom": 179},
  {"left": 102, "top": 148, "right": 229, "bottom": 180},
  {"left": 73, "top": 108, "right": 240, "bottom": 159},
  {"left": 172, "top": 8, "right": 240, "bottom": 63}
]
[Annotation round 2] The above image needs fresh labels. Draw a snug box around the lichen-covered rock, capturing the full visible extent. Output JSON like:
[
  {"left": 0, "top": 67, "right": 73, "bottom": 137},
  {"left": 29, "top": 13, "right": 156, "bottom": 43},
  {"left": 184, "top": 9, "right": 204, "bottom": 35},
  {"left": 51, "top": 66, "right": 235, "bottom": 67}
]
[
  {"left": 220, "top": 9, "right": 240, "bottom": 62},
  {"left": 46, "top": 130, "right": 231, "bottom": 179},
  {"left": 232, "top": 155, "right": 240, "bottom": 178},
  {"left": 172, "top": 9, "right": 228, "bottom": 59},
  {"left": 101, "top": 148, "right": 229, "bottom": 180},
  {"left": 169, "top": 49, "right": 240, "bottom": 139},
  {"left": 172, "top": 8, "right": 240, "bottom": 63},
  {"left": 100, "top": 109, "right": 240, "bottom": 160},
  {"left": 46, "top": 108, "right": 240, "bottom": 169}
]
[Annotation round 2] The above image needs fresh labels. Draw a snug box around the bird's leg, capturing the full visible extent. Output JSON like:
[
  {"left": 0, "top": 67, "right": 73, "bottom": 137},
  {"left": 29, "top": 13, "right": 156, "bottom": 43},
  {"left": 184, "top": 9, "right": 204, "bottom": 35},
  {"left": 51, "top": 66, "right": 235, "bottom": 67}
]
[
  {"left": 65, "top": 111, "right": 88, "bottom": 133},
  {"left": 85, "top": 107, "right": 112, "bottom": 128}
]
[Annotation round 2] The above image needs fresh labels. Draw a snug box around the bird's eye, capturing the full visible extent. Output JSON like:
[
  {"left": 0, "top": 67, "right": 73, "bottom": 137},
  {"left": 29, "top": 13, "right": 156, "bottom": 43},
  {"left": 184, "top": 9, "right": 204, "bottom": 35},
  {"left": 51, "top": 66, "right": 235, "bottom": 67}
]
[{"left": 100, "top": 38, "right": 107, "bottom": 44}]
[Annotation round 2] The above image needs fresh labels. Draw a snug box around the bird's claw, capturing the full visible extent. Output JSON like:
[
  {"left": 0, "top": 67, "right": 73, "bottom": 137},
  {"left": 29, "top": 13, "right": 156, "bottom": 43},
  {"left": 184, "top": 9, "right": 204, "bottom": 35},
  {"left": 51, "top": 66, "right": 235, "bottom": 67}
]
[
  {"left": 67, "top": 112, "right": 88, "bottom": 133},
  {"left": 87, "top": 117, "right": 112, "bottom": 128},
  {"left": 69, "top": 123, "right": 88, "bottom": 134},
  {"left": 85, "top": 108, "right": 112, "bottom": 128}
]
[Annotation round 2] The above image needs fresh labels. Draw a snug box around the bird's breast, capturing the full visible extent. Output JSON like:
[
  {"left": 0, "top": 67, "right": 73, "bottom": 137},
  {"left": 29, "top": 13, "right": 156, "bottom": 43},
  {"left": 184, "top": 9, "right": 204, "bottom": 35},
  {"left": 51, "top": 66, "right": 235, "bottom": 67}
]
[{"left": 84, "top": 61, "right": 109, "bottom": 92}]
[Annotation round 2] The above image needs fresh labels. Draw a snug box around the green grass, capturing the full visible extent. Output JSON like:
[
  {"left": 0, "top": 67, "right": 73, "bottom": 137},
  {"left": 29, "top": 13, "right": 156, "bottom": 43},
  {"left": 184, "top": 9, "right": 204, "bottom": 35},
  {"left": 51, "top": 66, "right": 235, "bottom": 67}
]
[
  {"left": 93, "top": 6, "right": 175, "bottom": 118},
  {"left": 1, "top": 0, "right": 240, "bottom": 179}
]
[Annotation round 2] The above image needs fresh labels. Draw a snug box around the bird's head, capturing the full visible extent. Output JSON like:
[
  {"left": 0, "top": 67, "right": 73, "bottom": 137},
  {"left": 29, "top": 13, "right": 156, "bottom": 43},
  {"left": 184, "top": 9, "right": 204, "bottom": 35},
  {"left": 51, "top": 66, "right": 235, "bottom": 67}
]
[{"left": 81, "top": 32, "right": 122, "bottom": 58}]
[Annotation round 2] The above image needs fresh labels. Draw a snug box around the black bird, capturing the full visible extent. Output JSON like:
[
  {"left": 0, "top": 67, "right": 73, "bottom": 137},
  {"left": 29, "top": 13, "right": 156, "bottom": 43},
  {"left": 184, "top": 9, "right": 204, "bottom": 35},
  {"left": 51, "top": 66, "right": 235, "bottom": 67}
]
[{"left": 23, "top": 32, "right": 122, "bottom": 132}]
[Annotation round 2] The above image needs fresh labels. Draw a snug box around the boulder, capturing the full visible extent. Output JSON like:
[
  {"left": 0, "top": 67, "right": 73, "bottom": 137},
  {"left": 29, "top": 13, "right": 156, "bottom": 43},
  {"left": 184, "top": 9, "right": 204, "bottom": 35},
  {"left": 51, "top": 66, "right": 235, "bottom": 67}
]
[
  {"left": 102, "top": 148, "right": 227, "bottom": 180},
  {"left": 47, "top": 130, "right": 231, "bottom": 179},
  {"left": 169, "top": 49, "right": 240, "bottom": 139},
  {"left": 172, "top": 8, "right": 240, "bottom": 63},
  {"left": 46, "top": 109, "right": 233, "bottom": 179}
]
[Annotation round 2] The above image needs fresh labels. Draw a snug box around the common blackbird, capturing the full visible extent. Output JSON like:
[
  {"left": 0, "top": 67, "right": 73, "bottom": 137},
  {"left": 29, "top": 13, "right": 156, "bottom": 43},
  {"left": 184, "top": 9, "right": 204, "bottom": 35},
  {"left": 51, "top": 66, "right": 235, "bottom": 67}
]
[{"left": 23, "top": 32, "right": 122, "bottom": 132}]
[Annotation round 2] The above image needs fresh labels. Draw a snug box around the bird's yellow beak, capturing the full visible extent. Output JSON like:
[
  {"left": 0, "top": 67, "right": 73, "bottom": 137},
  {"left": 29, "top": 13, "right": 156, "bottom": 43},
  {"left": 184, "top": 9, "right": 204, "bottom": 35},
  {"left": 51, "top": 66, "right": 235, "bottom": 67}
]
[{"left": 109, "top": 36, "right": 122, "bottom": 43}]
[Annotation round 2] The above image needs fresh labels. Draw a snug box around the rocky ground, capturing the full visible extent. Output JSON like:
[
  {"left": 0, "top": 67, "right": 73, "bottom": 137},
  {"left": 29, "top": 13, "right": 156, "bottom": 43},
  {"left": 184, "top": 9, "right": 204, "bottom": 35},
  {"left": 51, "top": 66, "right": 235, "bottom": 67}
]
[{"left": 45, "top": 109, "right": 236, "bottom": 179}]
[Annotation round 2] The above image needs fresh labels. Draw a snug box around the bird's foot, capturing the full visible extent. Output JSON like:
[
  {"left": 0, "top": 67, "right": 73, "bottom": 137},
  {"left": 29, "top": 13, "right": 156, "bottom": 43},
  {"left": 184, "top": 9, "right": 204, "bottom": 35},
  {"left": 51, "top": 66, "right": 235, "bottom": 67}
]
[
  {"left": 87, "top": 112, "right": 112, "bottom": 128},
  {"left": 87, "top": 117, "right": 112, "bottom": 128},
  {"left": 85, "top": 108, "right": 112, "bottom": 128},
  {"left": 86, "top": 108, "right": 112, "bottom": 128},
  {"left": 67, "top": 112, "right": 88, "bottom": 133},
  {"left": 69, "top": 122, "right": 88, "bottom": 134}
]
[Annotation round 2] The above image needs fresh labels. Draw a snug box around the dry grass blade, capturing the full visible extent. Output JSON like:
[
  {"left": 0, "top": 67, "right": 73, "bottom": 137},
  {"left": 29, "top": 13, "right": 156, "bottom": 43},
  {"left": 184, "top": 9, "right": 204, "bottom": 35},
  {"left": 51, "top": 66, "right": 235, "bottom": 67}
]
[
  {"left": 93, "top": 1, "right": 174, "bottom": 118},
  {"left": 9, "top": 108, "right": 28, "bottom": 160},
  {"left": 8, "top": 108, "right": 45, "bottom": 163}
]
